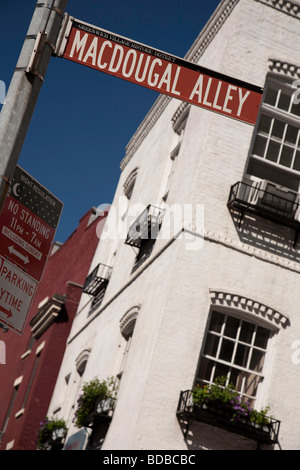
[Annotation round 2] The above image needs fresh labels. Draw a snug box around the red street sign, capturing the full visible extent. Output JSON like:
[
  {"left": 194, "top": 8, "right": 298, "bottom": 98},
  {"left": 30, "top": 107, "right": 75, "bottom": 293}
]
[
  {"left": 0, "top": 166, "right": 63, "bottom": 283},
  {"left": 0, "top": 166, "right": 62, "bottom": 334},
  {"left": 57, "top": 18, "right": 263, "bottom": 125},
  {"left": 0, "top": 256, "right": 37, "bottom": 335}
]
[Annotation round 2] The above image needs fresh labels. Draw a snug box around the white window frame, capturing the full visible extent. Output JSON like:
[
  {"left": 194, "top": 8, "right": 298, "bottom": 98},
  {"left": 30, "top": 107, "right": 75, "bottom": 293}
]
[
  {"left": 196, "top": 309, "right": 273, "bottom": 404},
  {"left": 246, "top": 73, "right": 300, "bottom": 191}
]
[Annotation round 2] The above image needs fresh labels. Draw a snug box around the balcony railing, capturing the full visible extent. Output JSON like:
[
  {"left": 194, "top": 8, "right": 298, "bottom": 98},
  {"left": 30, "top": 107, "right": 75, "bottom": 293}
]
[
  {"left": 83, "top": 263, "right": 112, "bottom": 296},
  {"left": 125, "top": 204, "right": 165, "bottom": 248},
  {"left": 177, "top": 390, "right": 281, "bottom": 447},
  {"left": 228, "top": 181, "right": 300, "bottom": 232}
]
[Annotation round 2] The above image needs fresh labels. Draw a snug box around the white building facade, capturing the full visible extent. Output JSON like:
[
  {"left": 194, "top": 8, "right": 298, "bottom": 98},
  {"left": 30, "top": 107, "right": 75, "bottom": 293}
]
[{"left": 48, "top": 0, "right": 300, "bottom": 450}]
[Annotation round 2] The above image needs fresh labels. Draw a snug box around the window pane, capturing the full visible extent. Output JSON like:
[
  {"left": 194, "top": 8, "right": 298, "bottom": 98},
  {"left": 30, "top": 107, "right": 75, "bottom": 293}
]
[
  {"left": 285, "top": 124, "right": 298, "bottom": 145},
  {"left": 254, "top": 326, "right": 269, "bottom": 349},
  {"left": 293, "top": 150, "right": 300, "bottom": 171},
  {"left": 203, "top": 333, "right": 219, "bottom": 357},
  {"left": 209, "top": 311, "right": 224, "bottom": 333},
  {"left": 219, "top": 338, "right": 234, "bottom": 362},
  {"left": 265, "top": 87, "right": 277, "bottom": 107},
  {"left": 234, "top": 344, "right": 250, "bottom": 368},
  {"left": 253, "top": 135, "right": 267, "bottom": 157},
  {"left": 244, "top": 373, "right": 260, "bottom": 397},
  {"left": 224, "top": 316, "right": 239, "bottom": 339},
  {"left": 280, "top": 145, "right": 294, "bottom": 168},
  {"left": 229, "top": 368, "right": 243, "bottom": 391},
  {"left": 258, "top": 114, "right": 272, "bottom": 134},
  {"left": 197, "top": 358, "right": 214, "bottom": 383},
  {"left": 278, "top": 91, "right": 290, "bottom": 111},
  {"left": 239, "top": 321, "right": 255, "bottom": 344},
  {"left": 266, "top": 140, "right": 280, "bottom": 162},
  {"left": 250, "top": 348, "right": 265, "bottom": 373},
  {"left": 213, "top": 363, "right": 230, "bottom": 382},
  {"left": 272, "top": 119, "right": 285, "bottom": 140}
]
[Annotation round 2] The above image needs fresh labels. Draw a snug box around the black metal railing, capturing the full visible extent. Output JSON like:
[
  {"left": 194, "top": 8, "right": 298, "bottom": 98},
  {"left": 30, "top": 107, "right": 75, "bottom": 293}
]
[
  {"left": 177, "top": 390, "right": 281, "bottom": 446},
  {"left": 83, "top": 396, "right": 116, "bottom": 428},
  {"left": 228, "top": 181, "right": 300, "bottom": 230},
  {"left": 83, "top": 263, "right": 112, "bottom": 296},
  {"left": 125, "top": 204, "right": 165, "bottom": 248}
]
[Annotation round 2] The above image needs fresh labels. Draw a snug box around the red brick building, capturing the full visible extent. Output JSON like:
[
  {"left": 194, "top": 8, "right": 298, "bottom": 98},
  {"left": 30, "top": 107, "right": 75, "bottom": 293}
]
[{"left": 0, "top": 207, "right": 105, "bottom": 450}]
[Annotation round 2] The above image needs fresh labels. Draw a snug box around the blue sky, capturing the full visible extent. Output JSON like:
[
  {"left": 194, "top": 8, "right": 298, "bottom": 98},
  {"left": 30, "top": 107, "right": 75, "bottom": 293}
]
[{"left": 0, "top": 0, "right": 221, "bottom": 243}]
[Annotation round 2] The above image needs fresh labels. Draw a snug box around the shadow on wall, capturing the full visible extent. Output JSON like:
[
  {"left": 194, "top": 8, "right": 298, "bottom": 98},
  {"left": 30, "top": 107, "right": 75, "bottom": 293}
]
[
  {"left": 228, "top": 208, "right": 300, "bottom": 264},
  {"left": 177, "top": 417, "right": 275, "bottom": 451}
]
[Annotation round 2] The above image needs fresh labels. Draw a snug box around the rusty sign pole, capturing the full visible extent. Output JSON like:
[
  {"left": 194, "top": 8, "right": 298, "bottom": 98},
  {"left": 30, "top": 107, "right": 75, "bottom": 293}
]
[{"left": 0, "top": 0, "right": 68, "bottom": 209}]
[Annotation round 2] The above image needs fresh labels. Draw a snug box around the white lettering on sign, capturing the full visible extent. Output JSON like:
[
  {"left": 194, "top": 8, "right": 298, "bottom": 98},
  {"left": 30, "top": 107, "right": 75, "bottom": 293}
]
[
  {"left": 62, "top": 23, "right": 263, "bottom": 125},
  {"left": 70, "top": 31, "right": 183, "bottom": 96},
  {"left": 189, "top": 78, "right": 250, "bottom": 117},
  {"left": 7, "top": 199, "right": 50, "bottom": 239},
  {"left": 0, "top": 257, "right": 37, "bottom": 334}
]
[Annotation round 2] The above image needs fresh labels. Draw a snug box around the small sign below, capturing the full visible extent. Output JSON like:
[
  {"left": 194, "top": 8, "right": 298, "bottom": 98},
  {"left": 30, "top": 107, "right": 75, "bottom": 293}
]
[{"left": 0, "top": 256, "right": 37, "bottom": 335}]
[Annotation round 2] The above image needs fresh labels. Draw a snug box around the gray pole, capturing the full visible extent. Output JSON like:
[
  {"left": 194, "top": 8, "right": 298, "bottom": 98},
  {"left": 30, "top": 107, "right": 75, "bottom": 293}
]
[{"left": 0, "top": 0, "right": 68, "bottom": 208}]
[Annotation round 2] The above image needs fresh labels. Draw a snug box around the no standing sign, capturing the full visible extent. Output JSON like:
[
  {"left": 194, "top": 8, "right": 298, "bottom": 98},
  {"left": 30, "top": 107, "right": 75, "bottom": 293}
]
[{"left": 0, "top": 166, "right": 63, "bottom": 334}]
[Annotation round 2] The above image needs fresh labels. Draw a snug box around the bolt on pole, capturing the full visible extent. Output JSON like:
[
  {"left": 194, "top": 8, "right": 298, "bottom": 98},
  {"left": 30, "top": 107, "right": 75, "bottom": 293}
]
[{"left": 0, "top": 0, "right": 68, "bottom": 209}]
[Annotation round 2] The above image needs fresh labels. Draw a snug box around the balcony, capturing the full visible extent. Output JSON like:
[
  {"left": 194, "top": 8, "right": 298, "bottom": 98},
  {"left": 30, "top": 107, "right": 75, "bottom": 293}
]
[
  {"left": 125, "top": 204, "right": 165, "bottom": 248},
  {"left": 82, "top": 396, "right": 116, "bottom": 429},
  {"left": 228, "top": 181, "right": 300, "bottom": 234},
  {"left": 177, "top": 390, "right": 281, "bottom": 448},
  {"left": 82, "top": 263, "right": 112, "bottom": 296}
]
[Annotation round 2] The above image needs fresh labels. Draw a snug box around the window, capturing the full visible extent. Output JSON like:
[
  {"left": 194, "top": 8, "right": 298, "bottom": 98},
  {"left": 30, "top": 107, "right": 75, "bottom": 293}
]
[
  {"left": 75, "top": 349, "right": 90, "bottom": 377},
  {"left": 246, "top": 73, "right": 300, "bottom": 192},
  {"left": 196, "top": 310, "right": 271, "bottom": 405},
  {"left": 88, "top": 284, "right": 107, "bottom": 315},
  {"left": 123, "top": 167, "right": 138, "bottom": 200},
  {"left": 125, "top": 204, "right": 164, "bottom": 271},
  {"left": 117, "top": 307, "right": 139, "bottom": 378},
  {"left": 83, "top": 264, "right": 112, "bottom": 316}
]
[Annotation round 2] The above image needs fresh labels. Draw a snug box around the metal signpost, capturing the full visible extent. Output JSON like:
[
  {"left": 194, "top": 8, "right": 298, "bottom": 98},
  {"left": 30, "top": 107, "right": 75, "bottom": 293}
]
[
  {"left": 56, "top": 17, "right": 263, "bottom": 125},
  {"left": 0, "top": 166, "right": 63, "bottom": 334}
]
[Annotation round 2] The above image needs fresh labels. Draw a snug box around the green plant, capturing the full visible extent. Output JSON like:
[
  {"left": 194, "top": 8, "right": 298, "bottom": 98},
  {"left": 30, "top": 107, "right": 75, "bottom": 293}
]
[
  {"left": 73, "top": 376, "right": 118, "bottom": 428},
  {"left": 192, "top": 376, "right": 272, "bottom": 426},
  {"left": 249, "top": 406, "right": 271, "bottom": 426},
  {"left": 36, "top": 417, "right": 67, "bottom": 450}
]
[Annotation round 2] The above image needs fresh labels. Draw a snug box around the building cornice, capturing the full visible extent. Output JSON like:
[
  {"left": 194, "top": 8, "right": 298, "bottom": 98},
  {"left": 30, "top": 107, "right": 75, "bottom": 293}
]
[
  {"left": 30, "top": 294, "right": 64, "bottom": 339},
  {"left": 120, "top": 0, "right": 240, "bottom": 171},
  {"left": 254, "top": 0, "right": 300, "bottom": 19}
]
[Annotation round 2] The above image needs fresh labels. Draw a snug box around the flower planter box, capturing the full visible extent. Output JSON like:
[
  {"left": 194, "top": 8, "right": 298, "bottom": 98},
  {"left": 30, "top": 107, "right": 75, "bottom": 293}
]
[
  {"left": 193, "top": 402, "right": 274, "bottom": 445},
  {"left": 177, "top": 389, "right": 280, "bottom": 447}
]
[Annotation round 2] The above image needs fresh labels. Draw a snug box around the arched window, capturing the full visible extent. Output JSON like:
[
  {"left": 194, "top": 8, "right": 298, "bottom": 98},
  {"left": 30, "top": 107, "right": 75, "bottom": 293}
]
[
  {"left": 118, "top": 306, "right": 140, "bottom": 377},
  {"left": 123, "top": 167, "right": 138, "bottom": 199},
  {"left": 195, "top": 291, "right": 289, "bottom": 405},
  {"left": 75, "top": 348, "right": 91, "bottom": 377}
]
